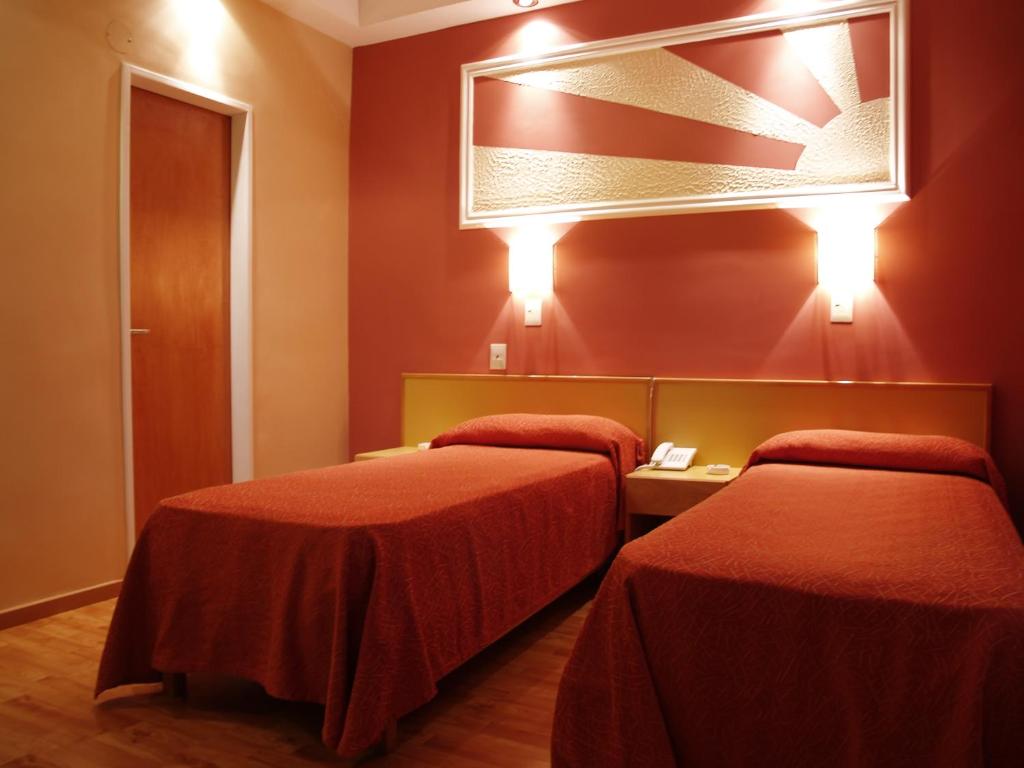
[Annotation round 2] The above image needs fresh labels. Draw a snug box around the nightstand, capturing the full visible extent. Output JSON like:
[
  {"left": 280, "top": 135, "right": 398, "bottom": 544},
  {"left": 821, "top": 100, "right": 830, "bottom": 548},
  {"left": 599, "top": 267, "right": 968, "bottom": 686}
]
[
  {"left": 354, "top": 446, "right": 420, "bottom": 461},
  {"left": 625, "top": 465, "right": 740, "bottom": 541}
]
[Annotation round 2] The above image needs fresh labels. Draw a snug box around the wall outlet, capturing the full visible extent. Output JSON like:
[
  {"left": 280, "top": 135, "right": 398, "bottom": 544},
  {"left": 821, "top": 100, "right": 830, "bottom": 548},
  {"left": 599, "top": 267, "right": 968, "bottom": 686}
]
[{"left": 489, "top": 343, "right": 507, "bottom": 371}]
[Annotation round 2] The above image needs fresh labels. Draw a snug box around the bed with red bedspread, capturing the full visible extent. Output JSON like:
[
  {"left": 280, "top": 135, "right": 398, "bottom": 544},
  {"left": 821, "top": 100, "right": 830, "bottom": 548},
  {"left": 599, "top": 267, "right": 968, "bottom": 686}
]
[
  {"left": 553, "top": 430, "right": 1024, "bottom": 768},
  {"left": 96, "top": 414, "right": 643, "bottom": 758}
]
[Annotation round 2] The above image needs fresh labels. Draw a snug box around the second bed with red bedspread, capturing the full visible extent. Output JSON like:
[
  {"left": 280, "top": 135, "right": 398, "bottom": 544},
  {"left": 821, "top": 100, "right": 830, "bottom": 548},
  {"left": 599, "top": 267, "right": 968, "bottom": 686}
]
[
  {"left": 553, "top": 430, "right": 1024, "bottom": 768},
  {"left": 96, "top": 414, "right": 643, "bottom": 758}
]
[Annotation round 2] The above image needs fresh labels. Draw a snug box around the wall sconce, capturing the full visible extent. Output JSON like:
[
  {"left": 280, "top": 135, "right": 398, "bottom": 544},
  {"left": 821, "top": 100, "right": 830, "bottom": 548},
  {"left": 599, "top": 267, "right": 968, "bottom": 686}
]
[
  {"left": 817, "top": 226, "right": 876, "bottom": 323},
  {"left": 508, "top": 229, "right": 554, "bottom": 326}
]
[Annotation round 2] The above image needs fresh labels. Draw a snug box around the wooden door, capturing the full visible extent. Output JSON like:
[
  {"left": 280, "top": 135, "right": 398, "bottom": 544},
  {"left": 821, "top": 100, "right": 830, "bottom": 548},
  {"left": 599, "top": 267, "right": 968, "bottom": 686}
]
[{"left": 130, "top": 87, "right": 233, "bottom": 535}]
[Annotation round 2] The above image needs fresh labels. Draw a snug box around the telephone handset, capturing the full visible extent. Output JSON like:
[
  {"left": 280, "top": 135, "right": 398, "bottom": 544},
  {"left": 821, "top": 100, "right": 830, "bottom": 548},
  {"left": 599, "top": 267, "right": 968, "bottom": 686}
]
[{"left": 649, "top": 442, "right": 696, "bottom": 471}]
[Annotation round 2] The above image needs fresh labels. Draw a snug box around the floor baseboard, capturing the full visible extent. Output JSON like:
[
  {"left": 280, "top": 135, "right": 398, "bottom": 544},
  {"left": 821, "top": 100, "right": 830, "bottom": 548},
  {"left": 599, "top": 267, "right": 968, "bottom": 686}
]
[{"left": 0, "top": 580, "right": 122, "bottom": 631}]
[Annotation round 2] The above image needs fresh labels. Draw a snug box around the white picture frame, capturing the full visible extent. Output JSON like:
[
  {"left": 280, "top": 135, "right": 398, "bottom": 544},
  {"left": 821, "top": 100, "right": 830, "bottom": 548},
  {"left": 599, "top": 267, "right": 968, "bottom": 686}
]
[{"left": 459, "top": 0, "right": 908, "bottom": 229}]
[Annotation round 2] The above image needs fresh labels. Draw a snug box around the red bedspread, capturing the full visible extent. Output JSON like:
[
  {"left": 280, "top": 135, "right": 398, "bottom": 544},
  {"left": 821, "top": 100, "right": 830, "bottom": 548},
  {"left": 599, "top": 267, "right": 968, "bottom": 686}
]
[
  {"left": 97, "top": 415, "right": 641, "bottom": 757},
  {"left": 553, "top": 431, "right": 1024, "bottom": 768}
]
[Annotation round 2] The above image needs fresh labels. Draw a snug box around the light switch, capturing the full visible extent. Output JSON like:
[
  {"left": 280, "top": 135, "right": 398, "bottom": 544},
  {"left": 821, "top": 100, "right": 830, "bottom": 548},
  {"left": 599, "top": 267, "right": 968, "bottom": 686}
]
[
  {"left": 524, "top": 297, "right": 542, "bottom": 326},
  {"left": 830, "top": 292, "right": 853, "bottom": 323},
  {"left": 489, "top": 343, "right": 507, "bottom": 371}
]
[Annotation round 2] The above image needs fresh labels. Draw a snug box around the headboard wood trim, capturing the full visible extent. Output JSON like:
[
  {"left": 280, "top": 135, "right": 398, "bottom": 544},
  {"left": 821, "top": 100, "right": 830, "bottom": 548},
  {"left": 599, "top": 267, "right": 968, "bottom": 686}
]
[
  {"left": 652, "top": 378, "right": 991, "bottom": 467},
  {"left": 401, "top": 374, "right": 653, "bottom": 448}
]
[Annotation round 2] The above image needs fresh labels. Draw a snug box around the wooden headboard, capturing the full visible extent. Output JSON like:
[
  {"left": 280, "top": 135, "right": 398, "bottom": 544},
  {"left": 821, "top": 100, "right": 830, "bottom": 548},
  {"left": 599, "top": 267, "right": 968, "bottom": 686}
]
[
  {"left": 653, "top": 378, "right": 991, "bottom": 467},
  {"left": 402, "top": 374, "right": 652, "bottom": 447}
]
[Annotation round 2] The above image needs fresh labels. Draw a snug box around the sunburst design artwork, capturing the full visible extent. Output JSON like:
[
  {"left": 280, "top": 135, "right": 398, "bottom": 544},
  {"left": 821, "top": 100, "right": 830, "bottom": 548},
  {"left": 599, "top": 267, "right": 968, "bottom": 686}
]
[{"left": 460, "top": 0, "right": 907, "bottom": 228}]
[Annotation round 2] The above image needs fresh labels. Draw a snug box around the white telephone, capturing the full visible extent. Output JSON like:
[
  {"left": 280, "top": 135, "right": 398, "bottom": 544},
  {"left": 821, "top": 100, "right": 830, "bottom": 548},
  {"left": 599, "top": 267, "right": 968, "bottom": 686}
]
[{"left": 649, "top": 442, "right": 696, "bottom": 471}]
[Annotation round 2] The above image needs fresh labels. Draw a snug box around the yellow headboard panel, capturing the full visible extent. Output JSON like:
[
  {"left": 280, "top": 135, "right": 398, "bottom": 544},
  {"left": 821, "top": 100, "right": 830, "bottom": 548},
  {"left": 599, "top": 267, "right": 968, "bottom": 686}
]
[
  {"left": 653, "top": 378, "right": 991, "bottom": 467},
  {"left": 402, "top": 374, "right": 652, "bottom": 447}
]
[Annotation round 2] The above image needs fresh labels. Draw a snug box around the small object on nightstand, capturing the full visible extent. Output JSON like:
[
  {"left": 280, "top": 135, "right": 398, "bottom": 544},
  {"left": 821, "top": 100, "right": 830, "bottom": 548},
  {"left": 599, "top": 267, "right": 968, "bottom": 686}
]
[
  {"left": 706, "top": 463, "right": 731, "bottom": 475},
  {"left": 649, "top": 442, "right": 696, "bottom": 471}
]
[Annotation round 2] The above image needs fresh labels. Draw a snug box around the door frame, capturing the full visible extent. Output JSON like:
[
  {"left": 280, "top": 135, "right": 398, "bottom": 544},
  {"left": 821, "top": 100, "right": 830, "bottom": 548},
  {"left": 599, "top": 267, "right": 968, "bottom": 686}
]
[{"left": 118, "top": 64, "right": 254, "bottom": 553}]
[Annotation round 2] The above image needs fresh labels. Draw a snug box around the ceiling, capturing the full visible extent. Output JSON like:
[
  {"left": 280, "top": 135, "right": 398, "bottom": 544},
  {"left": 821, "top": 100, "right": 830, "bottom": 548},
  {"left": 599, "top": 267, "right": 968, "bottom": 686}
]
[{"left": 258, "top": 0, "right": 584, "bottom": 47}]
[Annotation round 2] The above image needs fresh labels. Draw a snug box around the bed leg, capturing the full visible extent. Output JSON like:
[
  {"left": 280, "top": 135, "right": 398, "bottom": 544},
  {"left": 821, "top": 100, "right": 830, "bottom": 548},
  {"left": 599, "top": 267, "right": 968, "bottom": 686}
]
[{"left": 164, "top": 672, "right": 187, "bottom": 700}]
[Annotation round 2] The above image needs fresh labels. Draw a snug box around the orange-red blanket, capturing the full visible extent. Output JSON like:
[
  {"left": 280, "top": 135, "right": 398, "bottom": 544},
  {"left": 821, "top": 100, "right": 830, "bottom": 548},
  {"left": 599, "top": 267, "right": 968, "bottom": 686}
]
[
  {"left": 553, "top": 430, "right": 1024, "bottom": 767},
  {"left": 97, "top": 414, "right": 642, "bottom": 757}
]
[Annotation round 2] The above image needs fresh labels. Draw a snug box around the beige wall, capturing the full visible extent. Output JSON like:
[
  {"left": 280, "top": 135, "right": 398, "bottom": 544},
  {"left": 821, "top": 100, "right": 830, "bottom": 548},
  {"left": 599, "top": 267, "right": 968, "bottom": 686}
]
[{"left": 0, "top": 0, "right": 351, "bottom": 611}]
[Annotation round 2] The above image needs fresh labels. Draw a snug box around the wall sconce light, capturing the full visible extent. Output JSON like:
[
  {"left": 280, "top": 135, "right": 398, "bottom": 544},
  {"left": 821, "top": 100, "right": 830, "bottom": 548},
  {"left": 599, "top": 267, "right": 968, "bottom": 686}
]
[
  {"left": 817, "top": 226, "right": 876, "bottom": 323},
  {"left": 508, "top": 229, "right": 554, "bottom": 326}
]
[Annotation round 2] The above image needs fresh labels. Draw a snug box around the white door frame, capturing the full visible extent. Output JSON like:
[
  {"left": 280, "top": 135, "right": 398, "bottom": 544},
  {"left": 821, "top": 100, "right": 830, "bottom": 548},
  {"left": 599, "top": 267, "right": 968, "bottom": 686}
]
[{"left": 118, "top": 64, "right": 254, "bottom": 554}]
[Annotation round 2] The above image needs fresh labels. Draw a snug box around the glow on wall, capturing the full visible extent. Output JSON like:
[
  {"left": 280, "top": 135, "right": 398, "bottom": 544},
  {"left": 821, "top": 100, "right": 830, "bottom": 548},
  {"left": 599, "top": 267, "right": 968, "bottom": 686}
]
[{"left": 459, "top": 0, "right": 907, "bottom": 228}]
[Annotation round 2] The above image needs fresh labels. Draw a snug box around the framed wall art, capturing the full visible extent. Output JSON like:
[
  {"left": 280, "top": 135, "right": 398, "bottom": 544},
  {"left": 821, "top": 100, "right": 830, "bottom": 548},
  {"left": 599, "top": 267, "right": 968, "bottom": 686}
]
[{"left": 459, "top": 0, "right": 908, "bottom": 228}]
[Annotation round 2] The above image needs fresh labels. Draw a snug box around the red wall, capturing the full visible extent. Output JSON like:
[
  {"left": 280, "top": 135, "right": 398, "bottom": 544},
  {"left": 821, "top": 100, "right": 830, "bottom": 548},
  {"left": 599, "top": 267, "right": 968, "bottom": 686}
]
[{"left": 349, "top": 0, "right": 1024, "bottom": 527}]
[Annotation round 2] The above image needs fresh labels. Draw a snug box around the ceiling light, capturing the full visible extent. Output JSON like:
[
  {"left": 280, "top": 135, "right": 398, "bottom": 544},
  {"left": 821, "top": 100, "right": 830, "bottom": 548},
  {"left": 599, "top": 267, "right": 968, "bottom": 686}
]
[{"left": 514, "top": 0, "right": 540, "bottom": 8}]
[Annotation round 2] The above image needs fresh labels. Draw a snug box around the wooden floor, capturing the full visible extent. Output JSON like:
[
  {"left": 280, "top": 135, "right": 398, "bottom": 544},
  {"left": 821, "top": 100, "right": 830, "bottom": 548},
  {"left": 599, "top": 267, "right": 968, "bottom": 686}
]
[{"left": 0, "top": 578, "right": 599, "bottom": 767}]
